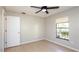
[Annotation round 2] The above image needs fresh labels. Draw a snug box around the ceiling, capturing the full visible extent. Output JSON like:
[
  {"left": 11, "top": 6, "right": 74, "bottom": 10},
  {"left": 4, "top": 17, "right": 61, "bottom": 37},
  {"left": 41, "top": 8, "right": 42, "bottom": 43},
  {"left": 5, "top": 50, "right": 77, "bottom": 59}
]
[{"left": 5, "top": 6, "right": 74, "bottom": 18}]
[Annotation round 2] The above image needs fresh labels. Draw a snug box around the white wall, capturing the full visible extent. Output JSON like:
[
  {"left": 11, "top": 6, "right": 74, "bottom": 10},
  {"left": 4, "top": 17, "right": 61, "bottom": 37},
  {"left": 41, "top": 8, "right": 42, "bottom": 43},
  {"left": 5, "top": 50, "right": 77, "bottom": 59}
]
[
  {"left": 46, "top": 7, "right": 79, "bottom": 50},
  {"left": 0, "top": 7, "right": 5, "bottom": 52},
  {"left": 6, "top": 11, "right": 45, "bottom": 44},
  {"left": 21, "top": 15, "right": 45, "bottom": 43}
]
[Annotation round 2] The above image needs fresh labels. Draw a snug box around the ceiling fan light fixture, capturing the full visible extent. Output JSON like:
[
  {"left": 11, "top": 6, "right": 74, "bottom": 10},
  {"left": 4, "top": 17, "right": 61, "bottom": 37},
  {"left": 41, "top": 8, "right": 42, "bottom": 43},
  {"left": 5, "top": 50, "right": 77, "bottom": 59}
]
[{"left": 42, "top": 9, "right": 46, "bottom": 12}]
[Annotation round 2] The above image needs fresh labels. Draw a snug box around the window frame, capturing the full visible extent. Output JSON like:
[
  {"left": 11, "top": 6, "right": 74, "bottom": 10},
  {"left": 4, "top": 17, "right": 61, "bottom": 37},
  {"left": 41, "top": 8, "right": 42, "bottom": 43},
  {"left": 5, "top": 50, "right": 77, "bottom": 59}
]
[{"left": 56, "top": 22, "right": 69, "bottom": 41}]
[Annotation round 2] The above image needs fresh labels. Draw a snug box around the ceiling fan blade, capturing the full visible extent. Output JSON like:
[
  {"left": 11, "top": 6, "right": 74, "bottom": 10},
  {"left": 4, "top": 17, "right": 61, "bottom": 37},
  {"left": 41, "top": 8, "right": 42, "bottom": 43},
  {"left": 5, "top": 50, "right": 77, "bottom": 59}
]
[
  {"left": 35, "top": 9, "right": 42, "bottom": 13},
  {"left": 45, "top": 11, "right": 49, "bottom": 14},
  {"left": 47, "top": 6, "right": 59, "bottom": 9},
  {"left": 31, "top": 6, "right": 41, "bottom": 9}
]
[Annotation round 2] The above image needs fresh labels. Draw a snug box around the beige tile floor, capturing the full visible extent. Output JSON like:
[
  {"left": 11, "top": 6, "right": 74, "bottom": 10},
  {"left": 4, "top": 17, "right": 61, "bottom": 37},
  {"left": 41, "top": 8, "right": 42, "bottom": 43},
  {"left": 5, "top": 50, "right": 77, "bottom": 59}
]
[{"left": 4, "top": 40, "right": 76, "bottom": 52}]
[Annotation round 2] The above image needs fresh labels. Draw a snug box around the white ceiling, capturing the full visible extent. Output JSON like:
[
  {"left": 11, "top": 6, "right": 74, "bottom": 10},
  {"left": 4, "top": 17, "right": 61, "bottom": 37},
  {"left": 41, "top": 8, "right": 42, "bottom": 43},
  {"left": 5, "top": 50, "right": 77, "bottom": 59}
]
[{"left": 5, "top": 6, "right": 74, "bottom": 17}]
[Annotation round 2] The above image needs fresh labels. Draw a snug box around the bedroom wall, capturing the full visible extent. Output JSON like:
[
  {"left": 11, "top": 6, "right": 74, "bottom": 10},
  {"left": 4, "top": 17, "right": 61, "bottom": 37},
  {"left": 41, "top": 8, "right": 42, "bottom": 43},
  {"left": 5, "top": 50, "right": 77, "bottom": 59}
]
[
  {"left": 6, "top": 11, "right": 45, "bottom": 44},
  {"left": 45, "top": 7, "right": 79, "bottom": 50}
]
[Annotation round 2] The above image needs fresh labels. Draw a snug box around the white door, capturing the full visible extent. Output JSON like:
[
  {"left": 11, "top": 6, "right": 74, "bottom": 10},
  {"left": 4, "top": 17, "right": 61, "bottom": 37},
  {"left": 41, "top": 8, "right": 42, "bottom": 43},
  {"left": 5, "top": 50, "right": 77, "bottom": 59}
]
[{"left": 6, "top": 16, "right": 20, "bottom": 48}]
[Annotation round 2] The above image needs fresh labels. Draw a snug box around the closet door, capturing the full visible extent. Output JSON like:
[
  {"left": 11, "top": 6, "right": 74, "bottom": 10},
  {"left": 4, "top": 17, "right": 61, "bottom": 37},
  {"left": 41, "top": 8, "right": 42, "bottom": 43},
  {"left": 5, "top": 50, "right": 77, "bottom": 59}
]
[{"left": 6, "top": 16, "right": 20, "bottom": 48}]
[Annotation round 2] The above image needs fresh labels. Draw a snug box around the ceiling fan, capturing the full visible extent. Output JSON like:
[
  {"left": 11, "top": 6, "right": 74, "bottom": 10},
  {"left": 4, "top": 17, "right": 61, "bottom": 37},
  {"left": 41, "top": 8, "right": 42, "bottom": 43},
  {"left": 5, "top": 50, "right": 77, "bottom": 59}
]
[{"left": 31, "top": 6, "right": 59, "bottom": 14}]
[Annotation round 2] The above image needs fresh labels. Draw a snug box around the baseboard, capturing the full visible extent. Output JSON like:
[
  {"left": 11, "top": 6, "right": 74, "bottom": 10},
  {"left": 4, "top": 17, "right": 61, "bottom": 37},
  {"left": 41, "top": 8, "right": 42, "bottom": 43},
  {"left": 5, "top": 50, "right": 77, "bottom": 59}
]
[
  {"left": 5, "top": 39, "right": 44, "bottom": 48},
  {"left": 46, "top": 39, "right": 79, "bottom": 52},
  {"left": 21, "top": 39, "right": 44, "bottom": 45},
  {"left": 5, "top": 43, "right": 21, "bottom": 48}
]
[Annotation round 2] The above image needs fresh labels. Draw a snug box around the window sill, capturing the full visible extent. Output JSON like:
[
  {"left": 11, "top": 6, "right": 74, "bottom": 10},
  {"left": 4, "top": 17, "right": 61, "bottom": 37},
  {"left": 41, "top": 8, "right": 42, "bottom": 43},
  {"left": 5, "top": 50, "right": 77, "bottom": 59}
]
[{"left": 56, "top": 37, "right": 69, "bottom": 41}]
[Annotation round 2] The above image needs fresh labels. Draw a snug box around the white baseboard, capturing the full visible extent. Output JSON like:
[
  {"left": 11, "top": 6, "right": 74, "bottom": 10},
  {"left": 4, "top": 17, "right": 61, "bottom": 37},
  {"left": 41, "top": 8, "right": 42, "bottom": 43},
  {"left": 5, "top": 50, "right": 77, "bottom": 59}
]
[
  {"left": 5, "top": 43, "right": 21, "bottom": 48},
  {"left": 21, "top": 39, "right": 44, "bottom": 45},
  {"left": 5, "top": 39, "right": 44, "bottom": 48},
  {"left": 46, "top": 39, "right": 79, "bottom": 52}
]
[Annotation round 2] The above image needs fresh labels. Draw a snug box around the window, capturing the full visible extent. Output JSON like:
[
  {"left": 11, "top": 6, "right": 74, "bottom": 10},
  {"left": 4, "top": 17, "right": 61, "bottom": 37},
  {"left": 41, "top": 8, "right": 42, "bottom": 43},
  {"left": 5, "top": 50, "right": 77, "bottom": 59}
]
[{"left": 56, "top": 17, "right": 69, "bottom": 41}]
